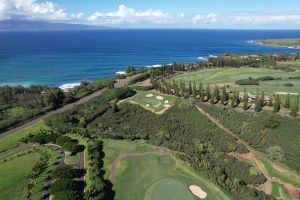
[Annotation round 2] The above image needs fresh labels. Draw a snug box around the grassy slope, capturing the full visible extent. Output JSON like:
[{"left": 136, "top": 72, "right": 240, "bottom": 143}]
[
  {"left": 0, "top": 121, "right": 48, "bottom": 156},
  {"left": 0, "top": 151, "right": 41, "bottom": 200},
  {"left": 0, "top": 147, "right": 60, "bottom": 200}
]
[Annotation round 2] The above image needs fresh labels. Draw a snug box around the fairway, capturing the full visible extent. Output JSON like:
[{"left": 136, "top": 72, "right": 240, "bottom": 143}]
[
  {"left": 114, "top": 153, "right": 227, "bottom": 200},
  {"left": 171, "top": 67, "right": 300, "bottom": 94},
  {"left": 122, "top": 90, "right": 177, "bottom": 114}
]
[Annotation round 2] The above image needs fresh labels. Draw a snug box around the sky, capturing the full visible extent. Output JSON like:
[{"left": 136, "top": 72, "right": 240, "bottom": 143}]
[{"left": 1, "top": 0, "right": 300, "bottom": 29}]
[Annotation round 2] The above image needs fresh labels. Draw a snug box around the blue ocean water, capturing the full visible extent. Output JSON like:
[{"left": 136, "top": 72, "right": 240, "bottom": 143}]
[{"left": 0, "top": 29, "right": 300, "bottom": 87}]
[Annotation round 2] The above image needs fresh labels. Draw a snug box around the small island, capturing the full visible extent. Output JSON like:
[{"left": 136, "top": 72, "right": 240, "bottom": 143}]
[{"left": 255, "top": 38, "right": 300, "bottom": 49}]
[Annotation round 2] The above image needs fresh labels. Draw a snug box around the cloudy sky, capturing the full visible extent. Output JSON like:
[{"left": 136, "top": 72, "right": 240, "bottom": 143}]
[{"left": 1, "top": 0, "right": 300, "bottom": 29}]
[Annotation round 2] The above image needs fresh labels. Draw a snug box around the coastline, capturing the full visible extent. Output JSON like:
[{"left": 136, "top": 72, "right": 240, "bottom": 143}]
[{"left": 253, "top": 39, "right": 300, "bottom": 50}]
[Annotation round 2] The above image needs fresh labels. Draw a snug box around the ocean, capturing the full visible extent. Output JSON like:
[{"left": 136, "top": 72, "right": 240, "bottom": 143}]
[{"left": 0, "top": 29, "right": 299, "bottom": 87}]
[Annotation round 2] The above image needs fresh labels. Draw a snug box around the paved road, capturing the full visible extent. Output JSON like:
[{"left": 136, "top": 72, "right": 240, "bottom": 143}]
[{"left": 0, "top": 88, "right": 107, "bottom": 139}]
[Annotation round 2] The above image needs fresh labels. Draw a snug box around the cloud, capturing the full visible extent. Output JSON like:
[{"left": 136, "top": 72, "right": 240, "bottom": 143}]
[
  {"left": 87, "top": 5, "right": 172, "bottom": 25},
  {"left": 1, "top": 1, "right": 300, "bottom": 28},
  {"left": 0, "top": 0, "right": 82, "bottom": 21},
  {"left": 191, "top": 11, "right": 300, "bottom": 28}
]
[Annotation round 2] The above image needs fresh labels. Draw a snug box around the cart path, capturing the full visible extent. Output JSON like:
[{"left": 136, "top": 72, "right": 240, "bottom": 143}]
[{"left": 196, "top": 105, "right": 300, "bottom": 199}]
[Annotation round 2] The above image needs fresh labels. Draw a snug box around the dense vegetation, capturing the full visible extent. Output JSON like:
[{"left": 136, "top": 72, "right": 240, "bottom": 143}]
[
  {"left": 197, "top": 102, "right": 300, "bottom": 172},
  {"left": 0, "top": 79, "right": 114, "bottom": 132},
  {"left": 51, "top": 166, "right": 85, "bottom": 200}
]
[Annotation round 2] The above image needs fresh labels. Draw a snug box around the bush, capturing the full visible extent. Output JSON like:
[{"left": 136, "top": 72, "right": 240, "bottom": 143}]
[
  {"left": 264, "top": 116, "right": 281, "bottom": 129},
  {"left": 283, "top": 83, "right": 293, "bottom": 87},
  {"left": 52, "top": 166, "right": 84, "bottom": 179},
  {"left": 52, "top": 191, "right": 82, "bottom": 200},
  {"left": 235, "top": 78, "right": 259, "bottom": 85},
  {"left": 51, "top": 179, "right": 79, "bottom": 195}
]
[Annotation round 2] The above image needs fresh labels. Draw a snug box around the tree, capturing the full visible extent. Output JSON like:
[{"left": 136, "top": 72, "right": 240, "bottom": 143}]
[
  {"left": 174, "top": 83, "right": 180, "bottom": 97},
  {"left": 188, "top": 82, "right": 192, "bottom": 95},
  {"left": 243, "top": 89, "right": 248, "bottom": 110},
  {"left": 220, "top": 86, "right": 228, "bottom": 106},
  {"left": 284, "top": 93, "right": 290, "bottom": 108},
  {"left": 199, "top": 83, "right": 204, "bottom": 102},
  {"left": 43, "top": 88, "right": 65, "bottom": 109},
  {"left": 290, "top": 95, "right": 299, "bottom": 117},
  {"left": 125, "top": 65, "right": 135, "bottom": 74},
  {"left": 255, "top": 92, "right": 261, "bottom": 112},
  {"left": 213, "top": 85, "right": 220, "bottom": 103},
  {"left": 273, "top": 95, "right": 281, "bottom": 113},
  {"left": 192, "top": 82, "right": 197, "bottom": 98},
  {"left": 180, "top": 82, "right": 186, "bottom": 97},
  {"left": 206, "top": 84, "right": 211, "bottom": 101},
  {"left": 268, "top": 95, "right": 273, "bottom": 107},
  {"left": 260, "top": 91, "right": 265, "bottom": 107},
  {"left": 231, "top": 91, "right": 239, "bottom": 108}
]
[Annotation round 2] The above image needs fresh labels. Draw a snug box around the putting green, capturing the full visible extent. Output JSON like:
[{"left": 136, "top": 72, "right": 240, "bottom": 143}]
[
  {"left": 149, "top": 179, "right": 196, "bottom": 200},
  {"left": 123, "top": 90, "right": 177, "bottom": 113}
]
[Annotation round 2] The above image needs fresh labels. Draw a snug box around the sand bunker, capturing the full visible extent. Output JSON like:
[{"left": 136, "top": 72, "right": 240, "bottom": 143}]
[
  {"left": 156, "top": 96, "right": 164, "bottom": 100},
  {"left": 145, "top": 94, "right": 154, "bottom": 97},
  {"left": 164, "top": 104, "right": 171, "bottom": 108},
  {"left": 189, "top": 185, "right": 207, "bottom": 199},
  {"left": 146, "top": 104, "right": 150, "bottom": 107},
  {"left": 164, "top": 100, "right": 169, "bottom": 104}
]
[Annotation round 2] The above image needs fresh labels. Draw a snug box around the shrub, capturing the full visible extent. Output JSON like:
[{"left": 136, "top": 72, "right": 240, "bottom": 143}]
[
  {"left": 283, "top": 83, "right": 293, "bottom": 87},
  {"left": 235, "top": 78, "right": 259, "bottom": 85},
  {"left": 264, "top": 116, "right": 281, "bottom": 129},
  {"left": 52, "top": 166, "right": 84, "bottom": 179},
  {"left": 52, "top": 191, "right": 82, "bottom": 200},
  {"left": 51, "top": 179, "right": 79, "bottom": 195}
]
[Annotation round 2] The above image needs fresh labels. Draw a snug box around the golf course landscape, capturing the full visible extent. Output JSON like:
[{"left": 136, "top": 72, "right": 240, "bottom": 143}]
[{"left": 1, "top": 52, "right": 300, "bottom": 200}]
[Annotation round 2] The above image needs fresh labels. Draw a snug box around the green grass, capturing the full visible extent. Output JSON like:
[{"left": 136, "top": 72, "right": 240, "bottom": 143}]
[
  {"left": 260, "top": 155, "right": 300, "bottom": 188},
  {"left": 271, "top": 182, "right": 293, "bottom": 200},
  {"left": 171, "top": 67, "right": 300, "bottom": 94},
  {"left": 102, "top": 139, "right": 152, "bottom": 179},
  {"left": 0, "top": 121, "right": 48, "bottom": 156},
  {"left": 114, "top": 153, "right": 229, "bottom": 200},
  {"left": 123, "top": 90, "right": 177, "bottom": 113},
  {"left": 64, "top": 153, "right": 79, "bottom": 165},
  {"left": 0, "top": 147, "right": 60, "bottom": 200}
]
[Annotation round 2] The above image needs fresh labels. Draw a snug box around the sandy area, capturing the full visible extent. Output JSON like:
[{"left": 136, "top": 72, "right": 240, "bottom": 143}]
[
  {"left": 189, "top": 185, "right": 207, "bottom": 199},
  {"left": 146, "top": 94, "right": 154, "bottom": 97},
  {"left": 156, "top": 96, "right": 164, "bottom": 100},
  {"left": 164, "top": 100, "right": 169, "bottom": 103},
  {"left": 164, "top": 104, "right": 171, "bottom": 108},
  {"left": 146, "top": 104, "right": 150, "bottom": 107},
  {"left": 275, "top": 92, "right": 298, "bottom": 95}
]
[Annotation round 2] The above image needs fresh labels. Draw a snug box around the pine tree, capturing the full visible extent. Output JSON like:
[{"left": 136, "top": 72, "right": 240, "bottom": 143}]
[
  {"left": 210, "top": 92, "right": 215, "bottom": 104},
  {"left": 243, "top": 89, "right": 248, "bottom": 110},
  {"left": 255, "top": 93, "right": 261, "bottom": 112},
  {"left": 260, "top": 91, "right": 265, "bottom": 107},
  {"left": 290, "top": 95, "right": 299, "bottom": 117},
  {"left": 192, "top": 82, "right": 197, "bottom": 98},
  {"left": 174, "top": 83, "right": 180, "bottom": 97},
  {"left": 199, "top": 83, "right": 204, "bottom": 102},
  {"left": 230, "top": 90, "right": 237, "bottom": 108},
  {"left": 213, "top": 85, "right": 220, "bottom": 103},
  {"left": 284, "top": 93, "right": 291, "bottom": 108},
  {"left": 188, "top": 81, "right": 192, "bottom": 95},
  {"left": 220, "top": 86, "right": 228, "bottom": 106},
  {"left": 269, "top": 95, "right": 273, "bottom": 107},
  {"left": 206, "top": 84, "right": 211, "bottom": 101},
  {"left": 180, "top": 82, "right": 185, "bottom": 97},
  {"left": 273, "top": 95, "right": 281, "bottom": 113}
]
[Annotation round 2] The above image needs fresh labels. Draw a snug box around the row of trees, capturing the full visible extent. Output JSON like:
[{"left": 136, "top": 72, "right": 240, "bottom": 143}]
[
  {"left": 25, "top": 151, "right": 50, "bottom": 200},
  {"left": 85, "top": 140, "right": 113, "bottom": 200},
  {"left": 157, "top": 80, "right": 299, "bottom": 116}
]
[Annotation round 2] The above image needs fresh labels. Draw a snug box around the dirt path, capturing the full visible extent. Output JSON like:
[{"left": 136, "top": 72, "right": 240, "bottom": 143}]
[
  {"left": 109, "top": 147, "right": 168, "bottom": 183},
  {"left": 196, "top": 105, "right": 300, "bottom": 199},
  {"left": 196, "top": 106, "right": 274, "bottom": 194},
  {"left": 0, "top": 88, "right": 107, "bottom": 139}
]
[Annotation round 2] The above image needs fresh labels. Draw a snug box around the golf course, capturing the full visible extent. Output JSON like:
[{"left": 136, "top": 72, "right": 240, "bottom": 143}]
[{"left": 103, "top": 139, "right": 229, "bottom": 200}]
